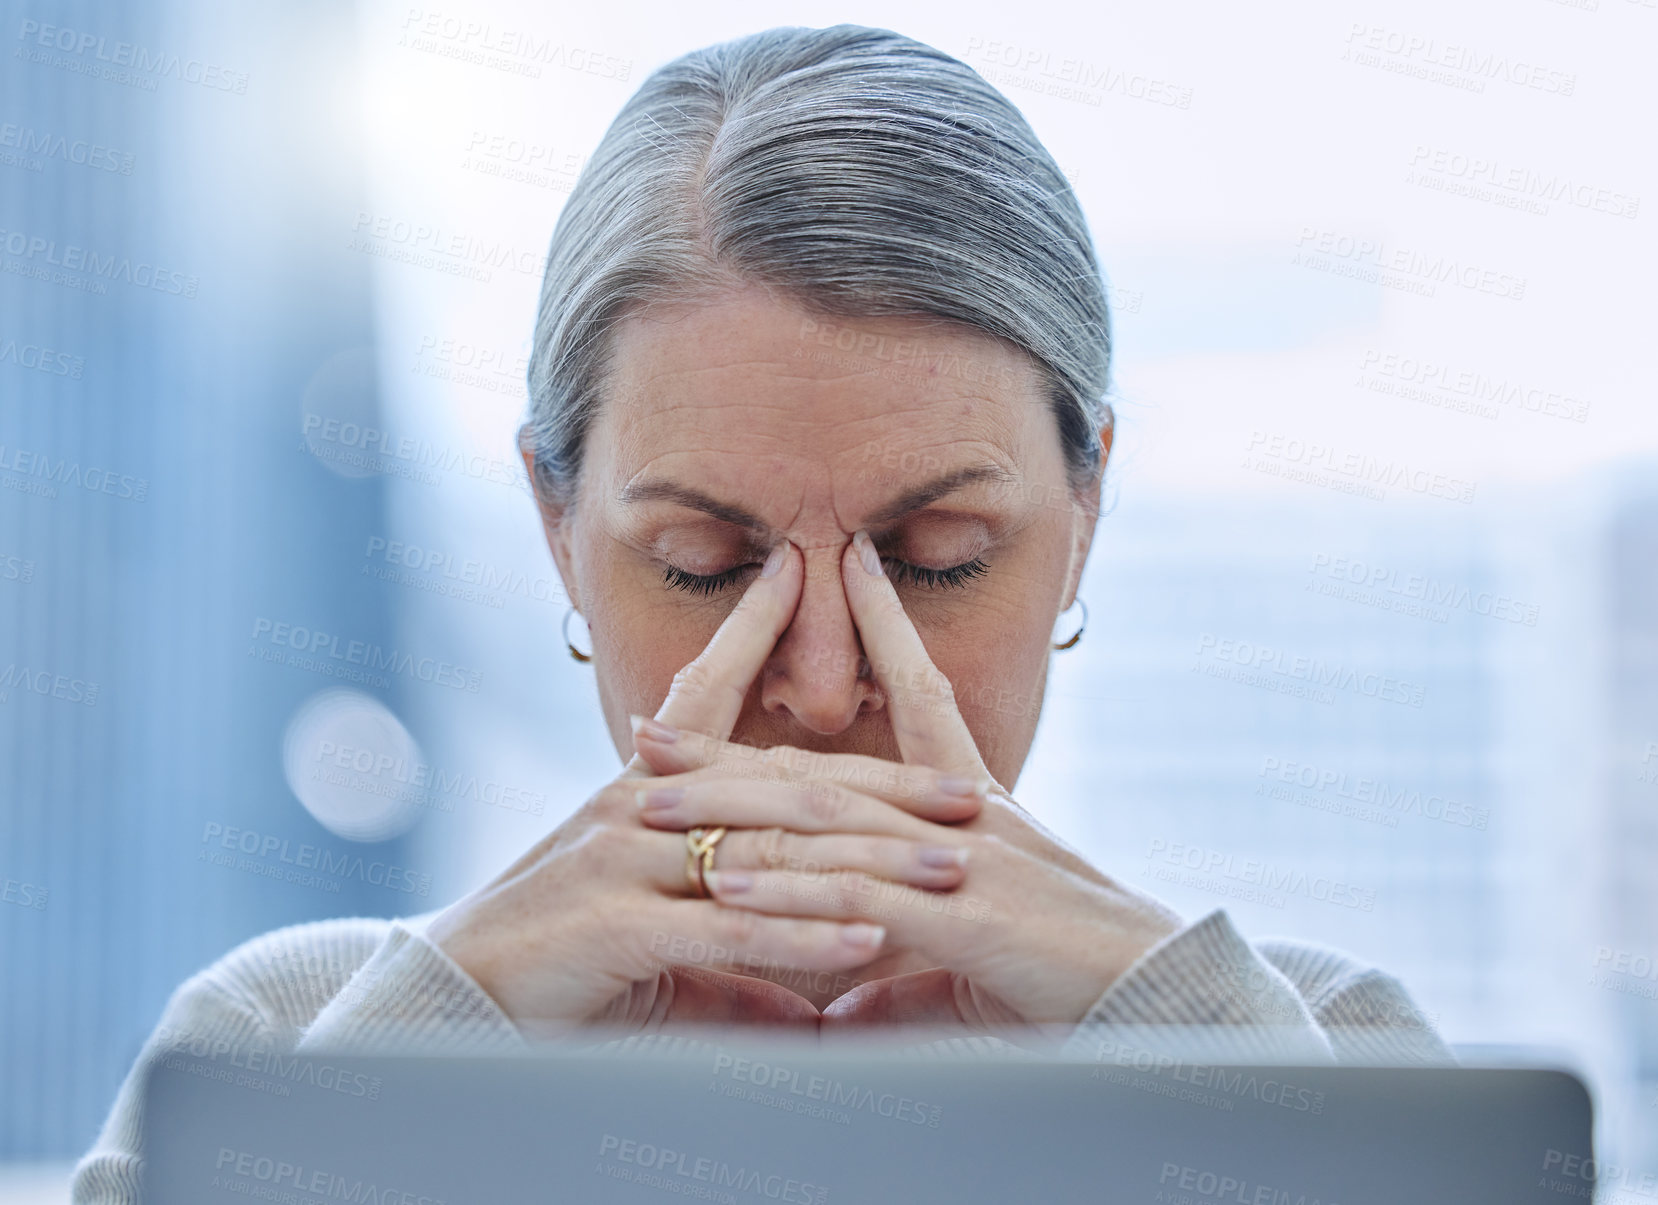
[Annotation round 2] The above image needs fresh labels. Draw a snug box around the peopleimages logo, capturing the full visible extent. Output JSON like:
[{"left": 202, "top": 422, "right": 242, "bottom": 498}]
[
  {"left": 0, "top": 553, "right": 35, "bottom": 582},
  {"left": 596, "top": 1134, "right": 828, "bottom": 1204},
  {"left": 301, "top": 413, "right": 529, "bottom": 493},
  {"left": 961, "top": 36, "right": 1194, "bottom": 109},
  {"left": 1343, "top": 23, "right": 1577, "bottom": 96},
  {"left": 1541, "top": 1149, "right": 1658, "bottom": 1199},
  {"left": 155, "top": 1024, "right": 382, "bottom": 1100},
  {"left": 0, "top": 442, "right": 148, "bottom": 502},
  {"left": 199, "top": 822, "right": 431, "bottom": 896},
  {"left": 1247, "top": 430, "right": 1478, "bottom": 504},
  {"left": 0, "top": 662, "right": 99, "bottom": 706},
  {"left": 309, "top": 739, "right": 547, "bottom": 816},
  {"left": 0, "top": 226, "right": 198, "bottom": 296},
  {"left": 1407, "top": 145, "right": 1637, "bottom": 219},
  {"left": 249, "top": 617, "right": 482, "bottom": 693},
  {"left": 0, "top": 122, "right": 136, "bottom": 174},
  {"left": 348, "top": 212, "right": 542, "bottom": 279},
  {"left": 0, "top": 337, "right": 84, "bottom": 377},
  {"left": 15, "top": 19, "right": 251, "bottom": 92},
  {"left": 397, "top": 9, "right": 632, "bottom": 82},
  {"left": 1090, "top": 1036, "right": 1327, "bottom": 1114},
  {"left": 1158, "top": 1162, "right": 1339, "bottom": 1204},
  {"left": 1294, "top": 226, "right": 1526, "bottom": 301},
  {"left": 212, "top": 1150, "right": 439, "bottom": 1204},
  {"left": 711, "top": 1052, "right": 943, "bottom": 1128},
  {"left": 1307, "top": 552, "right": 1540, "bottom": 626},
  {"left": 1195, "top": 633, "right": 1426, "bottom": 709},
  {"left": 1145, "top": 838, "right": 1376, "bottom": 912},
  {"left": 1, "top": 876, "right": 49, "bottom": 910},
  {"left": 363, "top": 536, "right": 566, "bottom": 607},
  {"left": 1590, "top": 946, "right": 1658, "bottom": 1002},
  {"left": 410, "top": 330, "right": 530, "bottom": 396},
  {"left": 649, "top": 932, "right": 866, "bottom": 1003},
  {"left": 460, "top": 131, "right": 588, "bottom": 180},
  {"left": 1357, "top": 348, "right": 1591, "bottom": 424},
  {"left": 1258, "top": 756, "right": 1490, "bottom": 831}
]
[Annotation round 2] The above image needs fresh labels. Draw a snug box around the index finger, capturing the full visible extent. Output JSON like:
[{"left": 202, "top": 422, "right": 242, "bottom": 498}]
[
  {"left": 628, "top": 725, "right": 989, "bottom": 821},
  {"left": 652, "top": 538, "right": 801, "bottom": 740},
  {"left": 840, "top": 530, "right": 989, "bottom": 778}
]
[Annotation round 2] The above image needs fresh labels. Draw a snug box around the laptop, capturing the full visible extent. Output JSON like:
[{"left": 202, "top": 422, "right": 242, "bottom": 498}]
[{"left": 138, "top": 1030, "right": 1595, "bottom": 1204}]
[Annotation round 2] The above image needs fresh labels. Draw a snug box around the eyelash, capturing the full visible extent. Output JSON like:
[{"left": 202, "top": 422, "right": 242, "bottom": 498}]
[{"left": 661, "top": 556, "right": 990, "bottom": 596}]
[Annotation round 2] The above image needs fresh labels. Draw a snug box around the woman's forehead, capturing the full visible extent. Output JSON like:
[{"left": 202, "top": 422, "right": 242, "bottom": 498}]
[
  {"left": 607, "top": 443, "right": 1031, "bottom": 543},
  {"left": 592, "top": 290, "right": 1054, "bottom": 475}
]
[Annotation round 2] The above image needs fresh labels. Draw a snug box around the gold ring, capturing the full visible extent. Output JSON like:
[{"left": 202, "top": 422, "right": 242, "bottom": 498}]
[{"left": 684, "top": 826, "right": 728, "bottom": 898}]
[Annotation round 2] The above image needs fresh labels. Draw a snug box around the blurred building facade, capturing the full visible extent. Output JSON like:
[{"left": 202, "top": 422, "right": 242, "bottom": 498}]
[{"left": 0, "top": 0, "right": 416, "bottom": 1157}]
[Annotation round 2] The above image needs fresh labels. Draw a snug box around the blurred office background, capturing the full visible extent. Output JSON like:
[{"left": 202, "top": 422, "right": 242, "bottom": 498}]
[{"left": 1, "top": 0, "right": 1654, "bottom": 1199}]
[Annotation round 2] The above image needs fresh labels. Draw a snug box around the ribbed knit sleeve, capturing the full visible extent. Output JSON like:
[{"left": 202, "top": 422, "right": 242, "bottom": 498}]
[
  {"left": 71, "top": 917, "right": 393, "bottom": 1204},
  {"left": 1058, "top": 908, "right": 1453, "bottom": 1066},
  {"left": 1254, "top": 934, "right": 1453, "bottom": 1064},
  {"left": 69, "top": 915, "right": 522, "bottom": 1203},
  {"left": 296, "top": 921, "right": 525, "bottom": 1055},
  {"left": 69, "top": 977, "right": 273, "bottom": 1204}
]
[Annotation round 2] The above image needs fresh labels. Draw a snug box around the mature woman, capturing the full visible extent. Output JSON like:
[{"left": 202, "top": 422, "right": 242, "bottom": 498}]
[{"left": 73, "top": 23, "right": 1448, "bottom": 1202}]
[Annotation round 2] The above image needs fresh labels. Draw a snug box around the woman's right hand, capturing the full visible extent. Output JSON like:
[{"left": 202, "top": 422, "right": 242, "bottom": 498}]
[{"left": 424, "top": 539, "right": 984, "bottom": 1038}]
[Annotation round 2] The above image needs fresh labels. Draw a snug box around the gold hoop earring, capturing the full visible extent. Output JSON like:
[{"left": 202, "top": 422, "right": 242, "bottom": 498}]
[
  {"left": 1052, "top": 597, "right": 1087, "bottom": 651},
  {"left": 562, "top": 606, "right": 593, "bottom": 663}
]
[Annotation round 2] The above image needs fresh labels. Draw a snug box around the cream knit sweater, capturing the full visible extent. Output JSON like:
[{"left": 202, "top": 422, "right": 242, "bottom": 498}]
[{"left": 70, "top": 906, "right": 1453, "bottom": 1203}]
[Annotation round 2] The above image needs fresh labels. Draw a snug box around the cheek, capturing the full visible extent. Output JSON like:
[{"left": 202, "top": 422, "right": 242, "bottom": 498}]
[
  {"left": 585, "top": 568, "right": 713, "bottom": 710},
  {"left": 917, "top": 590, "right": 1049, "bottom": 732}
]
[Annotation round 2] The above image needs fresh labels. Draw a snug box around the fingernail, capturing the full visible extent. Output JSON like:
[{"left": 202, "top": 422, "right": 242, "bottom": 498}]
[
  {"left": 631, "top": 714, "right": 679, "bottom": 743},
  {"left": 853, "top": 529, "right": 884, "bottom": 577},
  {"left": 760, "top": 540, "right": 788, "bottom": 578},
  {"left": 636, "top": 786, "right": 685, "bottom": 810},
  {"left": 841, "top": 923, "right": 885, "bottom": 948},
  {"left": 918, "top": 845, "right": 969, "bottom": 868},
  {"left": 936, "top": 774, "right": 987, "bottom": 798},
  {"left": 706, "top": 870, "right": 751, "bottom": 893}
]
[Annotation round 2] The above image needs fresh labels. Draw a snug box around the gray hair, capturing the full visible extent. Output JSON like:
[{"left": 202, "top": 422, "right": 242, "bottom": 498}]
[{"left": 522, "top": 23, "right": 1113, "bottom": 510}]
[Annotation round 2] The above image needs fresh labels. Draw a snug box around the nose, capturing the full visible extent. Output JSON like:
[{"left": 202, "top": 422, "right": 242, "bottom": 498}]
[{"left": 759, "top": 540, "right": 884, "bottom": 736}]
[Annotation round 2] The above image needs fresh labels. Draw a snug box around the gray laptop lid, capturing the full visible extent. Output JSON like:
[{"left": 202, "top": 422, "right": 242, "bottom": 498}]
[{"left": 139, "top": 1034, "right": 1595, "bottom": 1205}]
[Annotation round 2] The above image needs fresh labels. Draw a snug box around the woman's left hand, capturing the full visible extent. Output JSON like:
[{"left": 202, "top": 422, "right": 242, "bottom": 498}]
[{"left": 630, "top": 530, "right": 1186, "bottom": 1034}]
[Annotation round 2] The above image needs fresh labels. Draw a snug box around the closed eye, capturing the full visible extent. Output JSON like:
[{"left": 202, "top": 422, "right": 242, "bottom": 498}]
[
  {"left": 662, "top": 556, "right": 990, "bottom": 595},
  {"left": 661, "top": 563, "right": 752, "bottom": 596},
  {"left": 882, "top": 557, "right": 989, "bottom": 589}
]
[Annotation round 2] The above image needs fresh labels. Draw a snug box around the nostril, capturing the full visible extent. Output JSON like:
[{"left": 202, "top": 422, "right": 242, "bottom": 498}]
[{"left": 759, "top": 655, "right": 883, "bottom": 736}]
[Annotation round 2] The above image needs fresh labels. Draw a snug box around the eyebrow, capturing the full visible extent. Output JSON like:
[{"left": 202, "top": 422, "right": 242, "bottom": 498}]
[{"left": 617, "top": 462, "right": 1019, "bottom": 534}]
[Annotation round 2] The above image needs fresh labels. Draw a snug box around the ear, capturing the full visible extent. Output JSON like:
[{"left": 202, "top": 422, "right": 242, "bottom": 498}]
[
  {"left": 519, "top": 424, "right": 582, "bottom": 613},
  {"left": 1060, "top": 417, "right": 1111, "bottom": 612}
]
